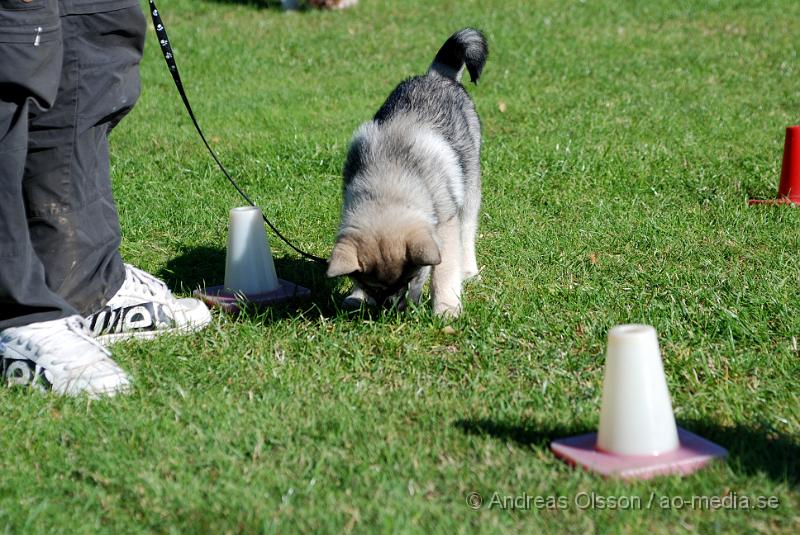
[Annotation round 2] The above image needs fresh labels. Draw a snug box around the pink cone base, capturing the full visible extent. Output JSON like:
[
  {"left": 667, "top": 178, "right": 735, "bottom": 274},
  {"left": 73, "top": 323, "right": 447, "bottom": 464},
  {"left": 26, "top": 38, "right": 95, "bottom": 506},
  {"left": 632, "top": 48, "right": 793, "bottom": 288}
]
[
  {"left": 551, "top": 427, "right": 727, "bottom": 480},
  {"left": 194, "top": 280, "right": 311, "bottom": 313}
]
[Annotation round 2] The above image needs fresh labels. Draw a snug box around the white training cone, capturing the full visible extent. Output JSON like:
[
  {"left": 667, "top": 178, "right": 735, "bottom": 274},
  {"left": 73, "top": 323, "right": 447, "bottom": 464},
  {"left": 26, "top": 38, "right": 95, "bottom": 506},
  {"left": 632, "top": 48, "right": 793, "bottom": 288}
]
[
  {"left": 193, "top": 206, "right": 311, "bottom": 312},
  {"left": 224, "top": 206, "right": 279, "bottom": 295},
  {"left": 596, "top": 324, "right": 679, "bottom": 455},
  {"left": 550, "top": 324, "right": 727, "bottom": 480}
]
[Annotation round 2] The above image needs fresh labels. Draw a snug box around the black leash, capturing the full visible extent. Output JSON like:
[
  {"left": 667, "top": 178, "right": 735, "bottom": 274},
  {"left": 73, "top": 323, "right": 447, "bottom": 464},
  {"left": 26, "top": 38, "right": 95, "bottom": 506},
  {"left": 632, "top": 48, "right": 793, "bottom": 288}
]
[{"left": 147, "top": 0, "right": 328, "bottom": 265}]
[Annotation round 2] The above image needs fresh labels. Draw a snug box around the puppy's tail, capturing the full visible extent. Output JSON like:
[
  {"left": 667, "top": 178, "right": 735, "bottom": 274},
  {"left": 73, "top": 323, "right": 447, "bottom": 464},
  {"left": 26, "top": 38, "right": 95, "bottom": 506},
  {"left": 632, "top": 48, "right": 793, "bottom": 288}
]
[{"left": 429, "top": 28, "right": 488, "bottom": 84}]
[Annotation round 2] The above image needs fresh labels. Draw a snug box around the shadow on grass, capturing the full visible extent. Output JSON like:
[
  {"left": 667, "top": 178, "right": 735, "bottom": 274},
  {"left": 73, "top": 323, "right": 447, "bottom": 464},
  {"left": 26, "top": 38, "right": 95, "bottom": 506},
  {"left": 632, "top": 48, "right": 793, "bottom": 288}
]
[
  {"left": 454, "top": 418, "right": 593, "bottom": 449},
  {"left": 679, "top": 418, "right": 799, "bottom": 485},
  {"left": 454, "top": 418, "right": 799, "bottom": 484},
  {"left": 160, "top": 245, "right": 226, "bottom": 293},
  {"left": 159, "top": 244, "right": 344, "bottom": 318}
]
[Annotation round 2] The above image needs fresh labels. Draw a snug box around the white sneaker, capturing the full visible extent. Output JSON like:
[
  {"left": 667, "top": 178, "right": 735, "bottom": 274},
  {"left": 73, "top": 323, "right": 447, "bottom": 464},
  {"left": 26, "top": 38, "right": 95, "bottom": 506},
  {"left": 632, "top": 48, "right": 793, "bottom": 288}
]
[
  {"left": 87, "top": 264, "right": 212, "bottom": 343},
  {"left": 0, "top": 315, "right": 131, "bottom": 398}
]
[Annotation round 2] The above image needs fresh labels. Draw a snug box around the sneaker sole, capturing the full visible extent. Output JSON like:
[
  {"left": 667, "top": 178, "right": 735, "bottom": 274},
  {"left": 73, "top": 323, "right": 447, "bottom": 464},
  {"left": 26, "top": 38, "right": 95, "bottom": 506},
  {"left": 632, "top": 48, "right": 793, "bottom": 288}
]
[{"left": 94, "top": 316, "right": 212, "bottom": 344}]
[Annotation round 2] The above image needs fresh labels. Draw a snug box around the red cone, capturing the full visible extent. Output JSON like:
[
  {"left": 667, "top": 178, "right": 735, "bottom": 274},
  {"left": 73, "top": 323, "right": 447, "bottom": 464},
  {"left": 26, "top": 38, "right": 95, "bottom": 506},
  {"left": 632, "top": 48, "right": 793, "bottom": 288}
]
[{"left": 750, "top": 126, "right": 800, "bottom": 205}]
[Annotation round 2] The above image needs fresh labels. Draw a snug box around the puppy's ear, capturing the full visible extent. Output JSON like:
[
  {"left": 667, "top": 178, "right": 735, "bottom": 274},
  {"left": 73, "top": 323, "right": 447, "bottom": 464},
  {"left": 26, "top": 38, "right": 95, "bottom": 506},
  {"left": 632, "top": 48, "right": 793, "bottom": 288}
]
[
  {"left": 327, "top": 238, "right": 361, "bottom": 278},
  {"left": 407, "top": 226, "right": 441, "bottom": 266}
]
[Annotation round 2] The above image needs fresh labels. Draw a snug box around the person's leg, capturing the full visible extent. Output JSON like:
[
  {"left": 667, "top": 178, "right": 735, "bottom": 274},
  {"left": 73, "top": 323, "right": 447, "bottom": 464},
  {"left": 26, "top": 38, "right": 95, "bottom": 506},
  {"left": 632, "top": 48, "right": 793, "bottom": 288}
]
[
  {"left": 24, "top": 1, "right": 146, "bottom": 316},
  {"left": 0, "top": 0, "right": 130, "bottom": 397},
  {"left": 27, "top": 2, "right": 212, "bottom": 343},
  {"left": 0, "top": 0, "right": 78, "bottom": 330}
]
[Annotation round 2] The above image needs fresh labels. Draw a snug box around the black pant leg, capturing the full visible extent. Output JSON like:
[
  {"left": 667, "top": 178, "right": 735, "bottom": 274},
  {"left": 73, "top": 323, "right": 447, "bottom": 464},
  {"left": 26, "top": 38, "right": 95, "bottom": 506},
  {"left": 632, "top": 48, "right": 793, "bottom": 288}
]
[
  {"left": 24, "top": 1, "right": 145, "bottom": 315},
  {"left": 0, "top": 0, "right": 79, "bottom": 330}
]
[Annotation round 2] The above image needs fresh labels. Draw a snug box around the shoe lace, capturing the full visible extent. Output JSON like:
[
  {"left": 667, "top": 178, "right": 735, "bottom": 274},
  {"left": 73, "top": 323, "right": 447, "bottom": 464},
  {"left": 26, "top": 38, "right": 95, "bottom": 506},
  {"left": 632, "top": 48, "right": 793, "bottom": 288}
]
[
  {"left": 123, "top": 264, "right": 173, "bottom": 302},
  {"left": 21, "top": 317, "right": 111, "bottom": 370}
]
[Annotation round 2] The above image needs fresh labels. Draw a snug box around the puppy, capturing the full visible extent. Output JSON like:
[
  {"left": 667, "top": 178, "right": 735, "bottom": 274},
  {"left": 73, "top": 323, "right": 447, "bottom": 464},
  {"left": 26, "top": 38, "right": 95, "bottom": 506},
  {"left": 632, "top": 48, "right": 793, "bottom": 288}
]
[{"left": 327, "top": 28, "right": 488, "bottom": 317}]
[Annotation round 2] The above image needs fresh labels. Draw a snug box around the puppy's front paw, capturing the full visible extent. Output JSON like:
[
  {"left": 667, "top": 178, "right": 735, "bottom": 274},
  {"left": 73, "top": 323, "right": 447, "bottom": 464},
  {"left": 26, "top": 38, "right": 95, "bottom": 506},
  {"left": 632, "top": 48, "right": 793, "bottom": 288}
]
[
  {"left": 463, "top": 257, "right": 480, "bottom": 281},
  {"left": 342, "top": 287, "right": 376, "bottom": 310},
  {"left": 462, "top": 269, "right": 480, "bottom": 282},
  {"left": 433, "top": 301, "right": 461, "bottom": 318}
]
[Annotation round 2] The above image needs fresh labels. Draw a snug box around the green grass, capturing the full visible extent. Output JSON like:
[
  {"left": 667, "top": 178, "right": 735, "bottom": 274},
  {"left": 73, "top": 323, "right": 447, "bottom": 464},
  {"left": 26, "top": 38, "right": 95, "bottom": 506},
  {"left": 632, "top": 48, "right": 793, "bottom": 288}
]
[{"left": 2, "top": 0, "right": 799, "bottom": 532}]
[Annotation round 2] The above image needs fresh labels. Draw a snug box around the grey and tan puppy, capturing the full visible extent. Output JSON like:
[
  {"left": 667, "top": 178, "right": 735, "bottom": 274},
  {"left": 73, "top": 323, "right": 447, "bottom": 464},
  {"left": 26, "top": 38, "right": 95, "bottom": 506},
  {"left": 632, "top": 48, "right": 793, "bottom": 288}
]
[{"left": 327, "top": 28, "right": 488, "bottom": 317}]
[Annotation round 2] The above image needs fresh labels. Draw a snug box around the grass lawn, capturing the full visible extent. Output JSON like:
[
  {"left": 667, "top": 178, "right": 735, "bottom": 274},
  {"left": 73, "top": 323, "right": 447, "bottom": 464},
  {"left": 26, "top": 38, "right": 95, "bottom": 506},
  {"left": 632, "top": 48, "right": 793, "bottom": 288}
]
[{"left": 2, "top": 0, "right": 799, "bottom": 532}]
